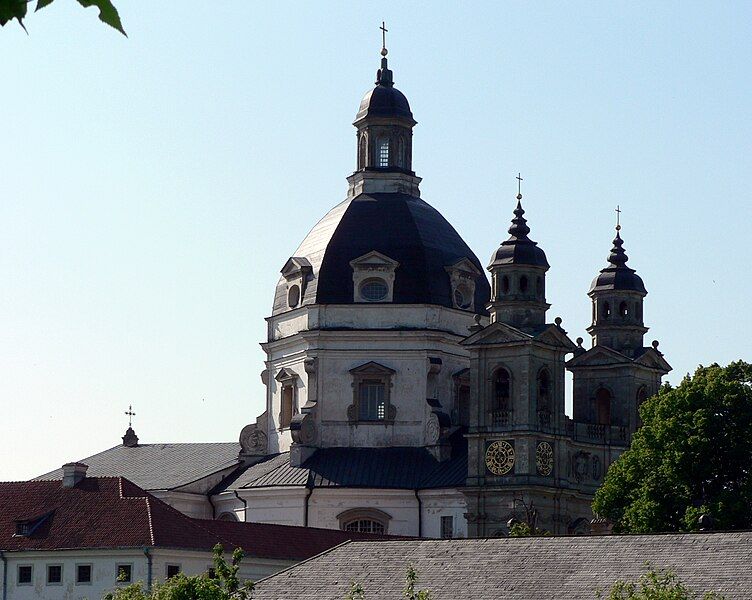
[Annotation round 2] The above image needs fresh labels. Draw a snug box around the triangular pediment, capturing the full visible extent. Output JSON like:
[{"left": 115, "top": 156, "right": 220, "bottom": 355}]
[
  {"left": 275, "top": 367, "right": 299, "bottom": 382},
  {"left": 349, "top": 251, "right": 400, "bottom": 269},
  {"left": 349, "top": 361, "right": 396, "bottom": 376},
  {"left": 461, "top": 321, "right": 532, "bottom": 346},
  {"left": 444, "top": 257, "right": 481, "bottom": 279},
  {"left": 281, "top": 257, "right": 312, "bottom": 279},
  {"left": 533, "top": 324, "right": 578, "bottom": 351},
  {"left": 634, "top": 348, "right": 672, "bottom": 373},
  {"left": 566, "top": 346, "right": 632, "bottom": 368}
]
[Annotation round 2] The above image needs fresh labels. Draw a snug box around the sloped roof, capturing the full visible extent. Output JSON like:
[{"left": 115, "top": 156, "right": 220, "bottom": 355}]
[
  {"left": 219, "top": 447, "right": 468, "bottom": 492},
  {"left": 253, "top": 533, "right": 752, "bottom": 599},
  {"left": 36, "top": 442, "right": 241, "bottom": 491},
  {"left": 0, "top": 478, "right": 392, "bottom": 560}
]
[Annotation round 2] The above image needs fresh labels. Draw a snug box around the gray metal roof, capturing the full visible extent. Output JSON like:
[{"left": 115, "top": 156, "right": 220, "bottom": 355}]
[
  {"left": 219, "top": 447, "right": 468, "bottom": 492},
  {"left": 253, "top": 532, "right": 752, "bottom": 599},
  {"left": 36, "top": 442, "right": 241, "bottom": 491}
]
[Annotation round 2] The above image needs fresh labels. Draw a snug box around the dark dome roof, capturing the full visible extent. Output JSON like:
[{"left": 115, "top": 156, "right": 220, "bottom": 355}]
[
  {"left": 273, "top": 193, "right": 490, "bottom": 315},
  {"left": 354, "top": 58, "right": 414, "bottom": 123},
  {"left": 489, "top": 201, "right": 549, "bottom": 269},
  {"left": 589, "top": 231, "right": 646, "bottom": 294},
  {"left": 355, "top": 85, "right": 413, "bottom": 122}
]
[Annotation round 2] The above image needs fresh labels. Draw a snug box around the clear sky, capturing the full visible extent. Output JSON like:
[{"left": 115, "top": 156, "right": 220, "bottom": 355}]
[{"left": 1, "top": 2, "right": 750, "bottom": 481}]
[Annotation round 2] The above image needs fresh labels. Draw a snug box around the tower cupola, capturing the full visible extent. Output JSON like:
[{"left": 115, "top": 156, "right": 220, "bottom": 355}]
[
  {"left": 587, "top": 215, "right": 648, "bottom": 355},
  {"left": 347, "top": 25, "right": 421, "bottom": 199},
  {"left": 487, "top": 182, "right": 550, "bottom": 329}
]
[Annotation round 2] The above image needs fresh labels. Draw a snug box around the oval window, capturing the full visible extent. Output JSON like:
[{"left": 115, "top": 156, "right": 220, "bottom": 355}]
[
  {"left": 287, "top": 284, "right": 300, "bottom": 308},
  {"left": 454, "top": 286, "right": 471, "bottom": 309},
  {"left": 360, "top": 278, "right": 388, "bottom": 302}
]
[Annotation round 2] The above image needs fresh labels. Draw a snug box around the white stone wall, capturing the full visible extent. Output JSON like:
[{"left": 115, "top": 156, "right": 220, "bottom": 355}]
[{"left": 0, "top": 549, "right": 291, "bottom": 600}]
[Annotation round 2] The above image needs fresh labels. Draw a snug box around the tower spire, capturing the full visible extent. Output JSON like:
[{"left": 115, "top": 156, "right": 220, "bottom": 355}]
[{"left": 376, "top": 21, "right": 393, "bottom": 87}]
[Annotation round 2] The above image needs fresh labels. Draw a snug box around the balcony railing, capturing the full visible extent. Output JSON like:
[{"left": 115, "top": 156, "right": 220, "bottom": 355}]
[{"left": 490, "top": 410, "right": 511, "bottom": 427}]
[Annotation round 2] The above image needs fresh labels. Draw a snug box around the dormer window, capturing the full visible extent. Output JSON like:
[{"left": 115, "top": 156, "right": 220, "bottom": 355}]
[
  {"left": 15, "top": 522, "right": 30, "bottom": 536},
  {"left": 378, "top": 138, "right": 390, "bottom": 167},
  {"left": 280, "top": 257, "right": 312, "bottom": 311},
  {"left": 348, "top": 362, "right": 396, "bottom": 424},
  {"left": 445, "top": 258, "right": 481, "bottom": 312},
  {"left": 350, "top": 251, "right": 399, "bottom": 303}
]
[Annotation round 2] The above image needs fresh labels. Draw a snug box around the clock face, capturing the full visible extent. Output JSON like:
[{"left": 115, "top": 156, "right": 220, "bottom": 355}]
[
  {"left": 536, "top": 441, "right": 554, "bottom": 476},
  {"left": 485, "top": 440, "right": 515, "bottom": 476}
]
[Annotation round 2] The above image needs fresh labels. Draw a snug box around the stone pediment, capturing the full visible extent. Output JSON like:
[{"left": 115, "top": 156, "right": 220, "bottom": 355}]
[
  {"left": 634, "top": 348, "right": 672, "bottom": 373},
  {"left": 349, "top": 361, "right": 396, "bottom": 376},
  {"left": 533, "top": 324, "right": 578, "bottom": 351},
  {"left": 281, "top": 257, "right": 312, "bottom": 280},
  {"left": 349, "top": 250, "right": 400, "bottom": 270},
  {"left": 444, "top": 257, "right": 481, "bottom": 279},
  {"left": 566, "top": 346, "right": 631, "bottom": 368},
  {"left": 461, "top": 321, "right": 531, "bottom": 346}
]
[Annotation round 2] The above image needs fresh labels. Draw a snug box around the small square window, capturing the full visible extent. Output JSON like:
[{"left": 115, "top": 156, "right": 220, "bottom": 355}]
[
  {"left": 17, "top": 565, "right": 32, "bottom": 585},
  {"left": 207, "top": 567, "right": 217, "bottom": 579},
  {"left": 76, "top": 564, "right": 92, "bottom": 585},
  {"left": 441, "top": 515, "right": 454, "bottom": 539},
  {"left": 47, "top": 564, "right": 63, "bottom": 585},
  {"left": 116, "top": 564, "right": 133, "bottom": 583},
  {"left": 166, "top": 564, "right": 181, "bottom": 579}
]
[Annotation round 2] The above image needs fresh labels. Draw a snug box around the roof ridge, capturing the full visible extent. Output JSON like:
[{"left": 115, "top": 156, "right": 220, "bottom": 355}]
[{"left": 144, "top": 496, "right": 156, "bottom": 546}]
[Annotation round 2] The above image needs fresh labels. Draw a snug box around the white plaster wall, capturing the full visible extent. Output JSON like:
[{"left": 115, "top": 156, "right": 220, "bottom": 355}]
[
  {"left": 235, "top": 488, "right": 308, "bottom": 526},
  {"left": 418, "top": 489, "right": 469, "bottom": 539},
  {"left": 1, "top": 549, "right": 292, "bottom": 600},
  {"left": 150, "top": 491, "right": 213, "bottom": 519}
]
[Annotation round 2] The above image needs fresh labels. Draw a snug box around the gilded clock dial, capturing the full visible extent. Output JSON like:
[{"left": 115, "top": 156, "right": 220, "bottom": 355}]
[
  {"left": 485, "top": 440, "right": 515, "bottom": 475},
  {"left": 536, "top": 441, "right": 554, "bottom": 476}
]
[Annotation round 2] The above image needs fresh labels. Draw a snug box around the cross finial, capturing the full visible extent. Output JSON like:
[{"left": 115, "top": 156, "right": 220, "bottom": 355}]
[
  {"left": 516, "top": 172, "right": 523, "bottom": 200},
  {"left": 380, "top": 21, "right": 388, "bottom": 57},
  {"left": 125, "top": 405, "right": 136, "bottom": 428},
  {"left": 615, "top": 205, "right": 622, "bottom": 231}
]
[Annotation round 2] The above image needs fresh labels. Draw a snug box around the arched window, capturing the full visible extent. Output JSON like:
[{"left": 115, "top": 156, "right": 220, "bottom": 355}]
[
  {"left": 281, "top": 384, "right": 295, "bottom": 428},
  {"left": 595, "top": 388, "right": 612, "bottom": 425},
  {"left": 636, "top": 386, "right": 649, "bottom": 427},
  {"left": 378, "top": 139, "right": 390, "bottom": 167},
  {"left": 636, "top": 302, "right": 642, "bottom": 320},
  {"left": 493, "top": 368, "right": 511, "bottom": 411},
  {"left": 537, "top": 276, "right": 543, "bottom": 297},
  {"left": 358, "top": 134, "right": 367, "bottom": 169},
  {"left": 217, "top": 512, "right": 238, "bottom": 522},
  {"left": 344, "top": 519, "right": 385, "bottom": 534},
  {"left": 619, "top": 301, "right": 628, "bottom": 318},
  {"left": 537, "top": 369, "right": 551, "bottom": 411},
  {"left": 337, "top": 508, "right": 391, "bottom": 534},
  {"left": 519, "top": 275, "right": 529, "bottom": 293},
  {"left": 502, "top": 275, "right": 510, "bottom": 295},
  {"left": 603, "top": 301, "right": 611, "bottom": 319}
]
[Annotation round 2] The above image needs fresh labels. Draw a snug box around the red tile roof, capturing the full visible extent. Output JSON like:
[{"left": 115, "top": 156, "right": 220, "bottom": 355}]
[{"left": 0, "top": 477, "right": 393, "bottom": 560}]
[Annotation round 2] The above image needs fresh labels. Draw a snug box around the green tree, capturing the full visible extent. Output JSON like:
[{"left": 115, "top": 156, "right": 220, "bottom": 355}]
[
  {"left": 103, "top": 544, "right": 254, "bottom": 600},
  {"left": 593, "top": 361, "right": 752, "bottom": 533},
  {"left": 598, "top": 566, "right": 725, "bottom": 599},
  {"left": 0, "top": 0, "right": 124, "bottom": 35},
  {"left": 346, "top": 566, "right": 431, "bottom": 600}
]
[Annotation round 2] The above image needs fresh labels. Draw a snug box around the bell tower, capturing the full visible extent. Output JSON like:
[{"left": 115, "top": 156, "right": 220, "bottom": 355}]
[{"left": 487, "top": 181, "right": 550, "bottom": 330}]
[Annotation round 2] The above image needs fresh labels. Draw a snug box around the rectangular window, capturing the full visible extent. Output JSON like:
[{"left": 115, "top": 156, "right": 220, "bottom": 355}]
[
  {"left": 116, "top": 564, "right": 133, "bottom": 583},
  {"left": 17, "top": 565, "right": 32, "bottom": 585},
  {"left": 166, "top": 564, "right": 181, "bottom": 579},
  {"left": 441, "top": 515, "right": 454, "bottom": 539},
  {"left": 47, "top": 564, "right": 63, "bottom": 585},
  {"left": 359, "top": 380, "right": 385, "bottom": 421},
  {"left": 207, "top": 567, "right": 217, "bottom": 580},
  {"left": 76, "top": 564, "right": 92, "bottom": 585},
  {"left": 378, "top": 139, "right": 390, "bottom": 167}
]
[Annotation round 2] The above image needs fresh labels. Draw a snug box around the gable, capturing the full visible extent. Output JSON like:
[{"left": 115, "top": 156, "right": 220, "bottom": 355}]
[
  {"left": 348, "top": 250, "right": 400, "bottom": 270},
  {"left": 566, "top": 346, "right": 632, "bottom": 368},
  {"left": 348, "top": 361, "right": 396, "bottom": 376},
  {"left": 533, "top": 324, "right": 578, "bottom": 351},
  {"left": 461, "top": 321, "right": 531, "bottom": 346},
  {"left": 634, "top": 348, "right": 672, "bottom": 372}
]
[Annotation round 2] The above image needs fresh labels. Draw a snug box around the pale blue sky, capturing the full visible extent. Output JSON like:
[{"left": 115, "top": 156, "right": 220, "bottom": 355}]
[{"left": 1, "top": 2, "right": 750, "bottom": 480}]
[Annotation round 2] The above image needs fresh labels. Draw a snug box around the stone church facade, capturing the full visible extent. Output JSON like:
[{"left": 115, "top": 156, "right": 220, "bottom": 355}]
[{"left": 40, "top": 45, "right": 671, "bottom": 538}]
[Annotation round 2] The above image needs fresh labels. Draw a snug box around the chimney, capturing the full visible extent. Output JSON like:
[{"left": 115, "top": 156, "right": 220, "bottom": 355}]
[
  {"left": 62, "top": 462, "right": 88, "bottom": 488},
  {"left": 590, "top": 516, "right": 614, "bottom": 535}
]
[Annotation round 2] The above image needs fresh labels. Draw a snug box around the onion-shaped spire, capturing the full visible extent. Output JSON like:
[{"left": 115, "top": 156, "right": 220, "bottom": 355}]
[
  {"left": 589, "top": 213, "right": 646, "bottom": 294},
  {"left": 508, "top": 199, "right": 531, "bottom": 239},
  {"left": 607, "top": 230, "right": 629, "bottom": 267}
]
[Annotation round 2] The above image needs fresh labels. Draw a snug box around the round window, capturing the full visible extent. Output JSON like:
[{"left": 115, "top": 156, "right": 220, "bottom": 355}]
[
  {"left": 360, "top": 278, "right": 388, "bottom": 302},
  {"left": 287, "top": 284, "right": 300, "bottom": 308},
  {"left": 454, "top": 286, "right": 471, "bottom": 309}
]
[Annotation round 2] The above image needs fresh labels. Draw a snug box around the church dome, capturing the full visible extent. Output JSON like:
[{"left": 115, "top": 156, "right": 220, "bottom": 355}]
[
  {"left": 489, "top": 200, "right": 549, "bottom": 269},
  {"left": 272, "top": 193, "right": 491, "bottom": 315},
  {"left": 589, "top": 230, "right": 646, "bottom": 294},
  {"left": 354, "top": 57, "right": 415, "bottom": 123}
]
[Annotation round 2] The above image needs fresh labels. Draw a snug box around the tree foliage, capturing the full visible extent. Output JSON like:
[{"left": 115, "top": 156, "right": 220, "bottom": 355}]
[
  {"left": 0, "top": 0, "right": 124, "bottom": 35},
  {"left": 346, "top": 566, "right": 431, "bottom": 600},
  {"left": 103, "top": 544, "right": 254, "bottom": 600},
  {"left": 598, "top": 566, "right": 725, "bottom": 599},
  {"left": 508, "top": 521, "right": 549, "bottom": 537},
  {"left": 593, "top": 361, "right": 752, "bottom": 533}
]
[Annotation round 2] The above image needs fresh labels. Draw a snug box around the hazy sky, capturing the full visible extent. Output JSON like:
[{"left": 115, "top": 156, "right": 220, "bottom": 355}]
[{"left": 2, "top": 2, "right": 750, "bottom": 481}]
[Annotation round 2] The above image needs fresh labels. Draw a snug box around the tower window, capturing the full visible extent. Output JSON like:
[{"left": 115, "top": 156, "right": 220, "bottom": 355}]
[
  {"left": 359, "top": 380, "right": 386, "bottom": 420},
  {"left": 454, "top": 285, "right": 471, "bottom": 309},
  {"left": 519, "top": 275, "right": 529, "bottom": 293},
  {"left": 280, "top": 384, "right": 295, "bottom": 429},
  {"left": 603, "top": 301, "right": 611, "bottom": 319},
  {"left": 378, "top": 139, "right": 390, "bottom": 167},
  {"left": 441, "top": 515, "right": 454, "bottom": 539},
  {"left": 360, "top": 278, "right": 389, "bottom": 302},
  {"left": 537, "top": 276, "right": 543, "bottom": 296},
  {"left": 502, "top": 275, "right": 510, "bottom": 295},
  {"left": 595, "top": 388, "right": 612, "bottom": 425},
  {"left": 493, "top": 368, "right": 511, "bottom": 411},
  {"left": 636, "top": 386, "right": 649, "bottom": 427},
  {"left": 537, "top": 369, "right": 551, "bottom": 413},
  {"left": 287, "top": 284, "right": 300, "bottom": 308},
  {"left": 619, "top": 301, "right": 628, "bottom": 318}
]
